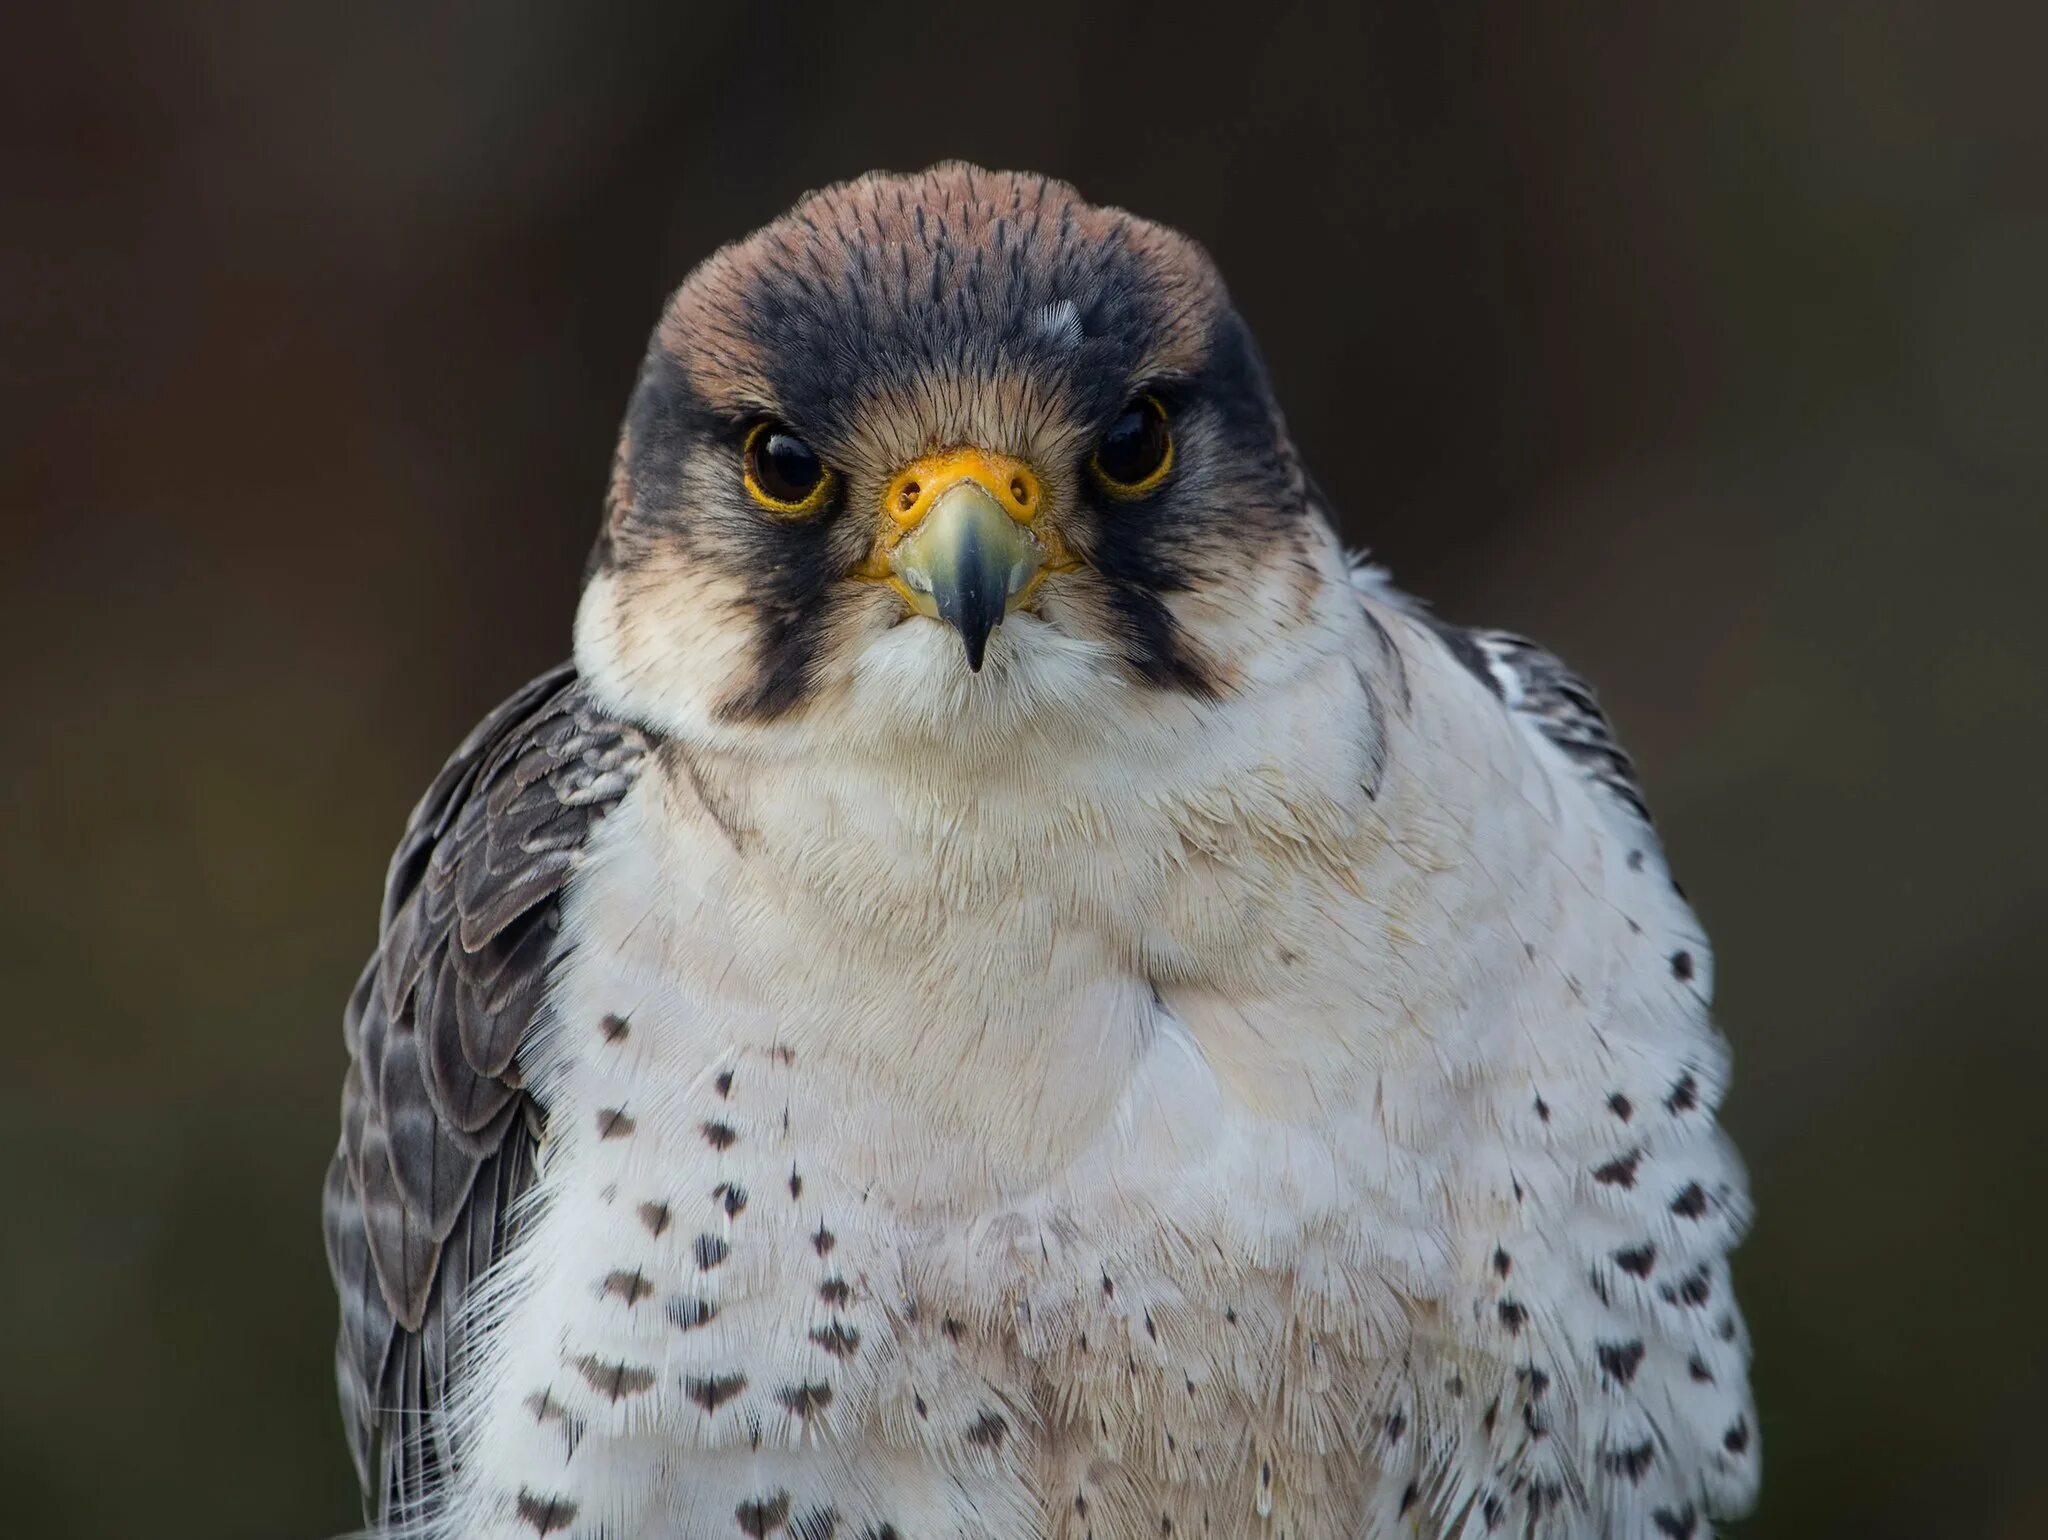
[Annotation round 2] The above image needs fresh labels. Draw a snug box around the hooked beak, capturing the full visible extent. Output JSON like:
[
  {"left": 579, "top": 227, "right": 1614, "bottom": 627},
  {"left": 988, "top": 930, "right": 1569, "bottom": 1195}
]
[
  {"left": 881, "top": 448, "right": 1049, "bottom": 671},
  {"left": 892, "top": 482, "right": 1040, "bottom": 670}
]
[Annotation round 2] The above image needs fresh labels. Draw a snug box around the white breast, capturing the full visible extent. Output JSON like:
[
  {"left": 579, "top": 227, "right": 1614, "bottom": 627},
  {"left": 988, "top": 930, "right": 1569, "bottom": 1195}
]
[{"left": 430, "top": 600, "right": 1756, "bottom": 1540}]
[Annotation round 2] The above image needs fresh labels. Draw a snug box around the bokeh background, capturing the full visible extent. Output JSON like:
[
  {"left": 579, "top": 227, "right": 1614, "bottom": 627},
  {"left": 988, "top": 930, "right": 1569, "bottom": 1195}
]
[{"left": 4, "top": 4, "right": 2044, "bottom": 1537}]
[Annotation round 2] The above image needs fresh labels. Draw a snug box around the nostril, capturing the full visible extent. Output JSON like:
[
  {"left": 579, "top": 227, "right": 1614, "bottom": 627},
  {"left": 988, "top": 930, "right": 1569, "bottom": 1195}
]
[
  {"left": 898, "top": 482, "right": 920, "bottom": 510},
  {"left": 1009, "top": 477, "right": 1031, "bottom": 506}
]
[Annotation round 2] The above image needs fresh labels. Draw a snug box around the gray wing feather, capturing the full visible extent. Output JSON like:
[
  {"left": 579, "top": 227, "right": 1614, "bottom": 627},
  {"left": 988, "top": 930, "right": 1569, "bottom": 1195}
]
[
  {"left": 321, "top": 663, "right": 646, "bottom": 1528},
  {"left": 1477, "top": 630, "right": 1651, "bottom": 824},
  {"left": 1425, "top": 618, "right": 1654, "bottom": 825}
]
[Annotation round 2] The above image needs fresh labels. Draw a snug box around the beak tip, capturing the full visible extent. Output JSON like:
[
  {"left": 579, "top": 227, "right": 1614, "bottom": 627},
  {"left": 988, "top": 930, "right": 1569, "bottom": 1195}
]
[{"left": 896, "top": 480, "right": 1034, "bottom": 676}]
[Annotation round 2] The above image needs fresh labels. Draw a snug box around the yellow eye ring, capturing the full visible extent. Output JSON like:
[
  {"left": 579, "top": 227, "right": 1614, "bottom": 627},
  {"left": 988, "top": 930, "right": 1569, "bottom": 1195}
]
[
  {"left": 742, "top": 420, "right": 837, "bottom": 517},
  {"left": 1090, "top": 394, "right": 1174, "bottom": 497}
]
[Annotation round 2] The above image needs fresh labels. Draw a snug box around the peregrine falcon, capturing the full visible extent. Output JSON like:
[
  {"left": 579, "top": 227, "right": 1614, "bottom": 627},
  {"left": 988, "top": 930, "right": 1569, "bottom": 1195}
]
[{"left": 324, "top": 165, "right": 1759, "bottom": 1539}]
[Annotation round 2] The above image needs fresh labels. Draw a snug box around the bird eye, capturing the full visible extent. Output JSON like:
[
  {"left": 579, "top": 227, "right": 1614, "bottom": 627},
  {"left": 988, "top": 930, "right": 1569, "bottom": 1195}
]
[
  {"left": 742, "top": 421, "right": 835, "bottom": 515},
  {"left": 1091, "top": 394, "right": 1174, "bottom": 495}
]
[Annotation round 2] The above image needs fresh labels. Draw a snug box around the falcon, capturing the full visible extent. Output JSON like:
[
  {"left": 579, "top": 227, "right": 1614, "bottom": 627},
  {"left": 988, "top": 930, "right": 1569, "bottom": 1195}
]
[{"left": 324, "top": 164, "right": 1759, "bottom": 1539}]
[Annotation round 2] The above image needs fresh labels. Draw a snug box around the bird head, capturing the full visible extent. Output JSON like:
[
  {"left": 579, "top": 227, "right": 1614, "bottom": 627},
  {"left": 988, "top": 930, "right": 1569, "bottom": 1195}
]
[{"left": 576, "top": 164, "right": 1356, "bottom": 760}]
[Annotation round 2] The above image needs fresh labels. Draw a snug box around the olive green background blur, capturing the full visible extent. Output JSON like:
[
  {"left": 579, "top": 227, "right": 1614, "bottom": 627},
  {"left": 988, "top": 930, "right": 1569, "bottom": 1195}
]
[{"left": 4, "top": 4, "right": 2043, "bottom": 1537}]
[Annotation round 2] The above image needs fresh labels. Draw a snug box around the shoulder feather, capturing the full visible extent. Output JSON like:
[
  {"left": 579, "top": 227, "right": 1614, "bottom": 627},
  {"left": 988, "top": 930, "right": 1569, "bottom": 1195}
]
[{"left": 1416, "top": 612, "right": 1655, "bottom": 827}]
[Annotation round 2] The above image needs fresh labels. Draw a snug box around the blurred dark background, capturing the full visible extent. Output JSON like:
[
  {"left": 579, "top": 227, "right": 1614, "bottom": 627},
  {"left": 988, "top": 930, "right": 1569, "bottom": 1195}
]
[{"left": 4, "top": 4, "right": 2043, "bottom": 1537}]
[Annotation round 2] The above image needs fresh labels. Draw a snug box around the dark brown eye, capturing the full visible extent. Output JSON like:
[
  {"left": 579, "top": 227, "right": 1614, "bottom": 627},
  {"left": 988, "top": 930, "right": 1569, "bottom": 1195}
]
[
  {"left": 1091, "top": 394, "right": 1173, "bottom": 494},
  {"left": 743, "top": 421, "right": 834, "bottom": 514}
]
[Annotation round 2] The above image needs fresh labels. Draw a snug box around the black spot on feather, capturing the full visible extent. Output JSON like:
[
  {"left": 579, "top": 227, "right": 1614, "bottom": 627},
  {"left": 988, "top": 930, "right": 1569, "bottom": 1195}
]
[
  {"left": 669, "top": 1297, "right": 718, "bottom": 1332},
  {"left": 735, "top": 1492, "right": 791, "bottom": 1538},
  {"left": 688, "top": 1371, "right": 747, "bottom": 1412},
  {"left": 1661, "top": 1267, "right": 1713, "bottom": 1308},
  {"left": 516, "top": 1489, "right": 578, "bottom": 1534},
  {"left": 1593, "top": 1149, "right": 1642, "bottom": 1188},
  {"left": 810, "top": 1321, "right": 860, "bottom": 1359},
  {"left": 1613, "top": 1244, "right": 1658, "bottom": 1277},
  {"left": 601, "top": 1268, "right": 653, "bottom": 1305},
  {"left": 1596, "top": 1340, "right": 1646, "bottom": 1387},
  {"left": 1603, "top": 1439, "right": 1656, "bottom": 1482},
  {"left": 575, "top": 1355, "right": 655, "bottom": 1401},
  {"left": 778, "top": 1381, "right": 833, "bottom": 1418}
]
